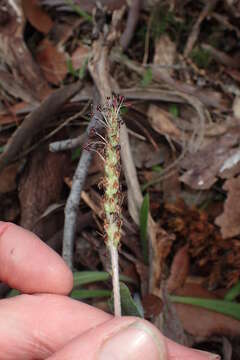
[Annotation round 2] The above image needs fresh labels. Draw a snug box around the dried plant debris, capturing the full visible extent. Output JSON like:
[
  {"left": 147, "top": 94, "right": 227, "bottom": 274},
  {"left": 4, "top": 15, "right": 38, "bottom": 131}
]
[
  {"left": 19, "top": 148, "right": 67, "bottom": 236},
  {"left": 163, "top": 200, "right": 240, "bottom": 289},
  {"left": 215, "top": 175, "right": 240, "bottom": 238},
  {"left": 180, "top": 127, "right": 240, "bottom": 190}
]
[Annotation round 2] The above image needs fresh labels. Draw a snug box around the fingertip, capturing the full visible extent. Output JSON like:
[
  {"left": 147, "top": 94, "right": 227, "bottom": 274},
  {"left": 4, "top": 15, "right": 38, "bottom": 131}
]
[{"left": 0, "top": 222, "right": 73, "bottom": 294}]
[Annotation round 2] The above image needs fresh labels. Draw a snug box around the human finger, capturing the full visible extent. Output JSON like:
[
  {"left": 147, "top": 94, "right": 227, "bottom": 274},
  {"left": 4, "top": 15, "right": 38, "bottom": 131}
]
[
  {"left": 0, "top": 221, "right": 73, "bottom": 294},
  {"left": 0, "top": 293, "right": 111, "bottom": 359}
]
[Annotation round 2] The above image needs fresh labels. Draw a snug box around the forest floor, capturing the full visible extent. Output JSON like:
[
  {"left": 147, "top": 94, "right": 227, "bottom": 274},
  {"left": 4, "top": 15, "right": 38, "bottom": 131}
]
[{"left": 1, "top": 0, "right": 240, "bottom": 358}]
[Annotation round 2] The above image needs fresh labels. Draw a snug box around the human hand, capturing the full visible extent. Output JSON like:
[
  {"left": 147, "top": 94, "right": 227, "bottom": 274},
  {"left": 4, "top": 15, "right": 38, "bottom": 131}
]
[{"left": 0, "top": 221, "right": 219, "bottom": 359}]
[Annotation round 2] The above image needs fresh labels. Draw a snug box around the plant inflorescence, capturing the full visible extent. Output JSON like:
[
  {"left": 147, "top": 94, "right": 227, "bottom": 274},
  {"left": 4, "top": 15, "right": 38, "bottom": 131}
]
[{"left": 84, "top": 94, "right": 124, "bottom": 316}]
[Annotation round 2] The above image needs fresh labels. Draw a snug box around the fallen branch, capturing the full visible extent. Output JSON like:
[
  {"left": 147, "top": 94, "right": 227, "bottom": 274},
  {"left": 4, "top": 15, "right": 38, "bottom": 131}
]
[
  {"left": 120, "top": 0, "right": 141, "bottom": 51},
  {"left": 62, "top": 92, "right": 101, "bottom": 269},
  {"left": 0, "top": 81, "right": 82, "bottom": 172},
  {"left": 184, "top": 0, "right": 218, "bottom": 57}
]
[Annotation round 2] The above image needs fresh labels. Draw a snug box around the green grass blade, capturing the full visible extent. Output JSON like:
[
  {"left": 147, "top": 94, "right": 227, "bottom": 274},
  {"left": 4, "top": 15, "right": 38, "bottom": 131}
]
[
  {"left": 71, "top": 289, "right": 111, "bottom": 300},
  {"left": 73, "top": 271, "right": 136, "bottom": 288},
  {"left": 65, "top": 0, "right": 92, "bottom": 22},
  {"left": 6, "top": 289, "right": 20, "bottom": 298},
  {"left": 170, "top": 295, "right": 240, "bottom": 321},
  {"left": 225, "top": 281, "right": 240, "bottom": 301},
  {"left": 139, "top": 193, "right": 149, "bottom": 264}
]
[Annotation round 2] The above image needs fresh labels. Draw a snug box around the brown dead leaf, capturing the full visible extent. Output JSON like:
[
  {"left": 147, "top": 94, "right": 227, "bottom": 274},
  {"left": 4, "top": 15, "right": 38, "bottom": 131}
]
[
  {"left": 149, "top": 220, "right": 175, "bottom": 297},
  {"left": 167, "top": 245, "right": 190, "bottom": 294},
  {"left": 215, "top": 176, "right": 240, "bottom": 238},
  {"left": 180, "top": 127, "right": 240, "bottom": 189},
  {"left": 174, "top": 283, "right": 240, "bottom": 338},
  {"left": 36, "top": 38, "right": 68, "bottom": 85},
  {"left": 232, "top": 96, "right": 240, "bottom": 119},
  {"left": 0, "top": 2, "right": 50, "bottom": 102},
  {"left": 142, "top": 294, "right": 163, "bottom": 318},
  {"left": 0, "top": 102, "right": 27, "bottom": 125},
  {"left": 154, "top": 34, "right": 176, "bottom": 76},
  {"left": 72, "top": 43, "right": 90, "bottom": 70},
  {"left": 164, "top": 200, "right": 240, "bottom": 288},
  {"left": 19, "top": 147, "right": 67, "bottom": 234},
  {"left": 148, "top": 105, "right": 182, "bottom": 141},
  {"left": 0, "top": 163, "right": 19, "bottom": 193},
  {"left": 22, "top": 0, "right": 53, "bottom": 34}
]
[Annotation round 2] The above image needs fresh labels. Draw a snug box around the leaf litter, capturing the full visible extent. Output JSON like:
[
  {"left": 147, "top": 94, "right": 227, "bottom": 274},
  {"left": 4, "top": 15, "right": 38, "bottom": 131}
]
[{"left": 1, "top": 0, "right": 240, "bottom": 357}]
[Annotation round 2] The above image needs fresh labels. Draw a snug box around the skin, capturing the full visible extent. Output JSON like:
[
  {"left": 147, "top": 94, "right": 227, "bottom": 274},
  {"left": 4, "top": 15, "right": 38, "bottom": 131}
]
[{"left": 0, "top": 221, "right": 217, "bottom": 359}]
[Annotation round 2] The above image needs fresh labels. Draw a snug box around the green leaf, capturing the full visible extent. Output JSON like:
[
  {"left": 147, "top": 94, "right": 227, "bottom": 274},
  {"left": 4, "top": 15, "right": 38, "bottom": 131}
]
[
  {"left": 169, "top": 104, "right": 179, "bottom": 118},
  {"left": 71, "top": 147, "right": 82, "bottom": 161},
  {"left": 78, "top": 57, "right": 88, "bottom": 80},
  {"left": 151, "top": 164, "right": 163, "bottom": 173},
  {"left": 225, "top": 281, "right": 240, "bottom": 301},
  {"left": 120, "top": 283, "right": 143, "bottom": 317},
  {"left": 109, "top": 283, "right": 143, "bottom": 317},
  {"left": 141, "top": 68, "right": 153, "bottom": 87},
  {"left": 71, "top": 289, "right": 111, "bottom": 300},
  {"left": 0, "top": 146, "right": 4, "bottom": 153},
  {"left": 73, "top": 271, "right": 136, "bottom": 288},
  {"left": 190, "top": 47, "right": 211, "bottom": 69},
  {"left": 139, "top": 193, "right": 149, "bottom": 264},
  {"left": 6, "top": 289, "right": 20, "bottom": 298},
  {"left": 66, "top": 58, "right": 77, "bottom": 77},
  {"left": 170, "top": 295, "right": 240, "bottom": 321},
  {"left": 65, "top": 0, "right": 92, "bottom": 23}
]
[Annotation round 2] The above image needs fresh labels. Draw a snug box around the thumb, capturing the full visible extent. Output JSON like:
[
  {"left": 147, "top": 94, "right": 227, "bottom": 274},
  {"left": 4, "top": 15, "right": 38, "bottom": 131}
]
[
  {"left": 46, "top": 317, "right": 219, "bottom": 360},
  {"left": 47, "top": 317, "right": 167, "bottom": 360}
]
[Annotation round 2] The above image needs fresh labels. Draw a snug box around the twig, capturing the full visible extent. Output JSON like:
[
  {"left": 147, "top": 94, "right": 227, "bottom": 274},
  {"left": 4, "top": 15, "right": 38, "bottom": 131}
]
[
  {"left": 62, "top": 92, "right": 101, "bottom": 269},
  {"left": 143, "top": 10, "right": 154, "bottom": 65},
  {"left": 120, "top": 0, "right": 141, "bottom": 51},
  {"left": 49, "top": 134, "right": 85, "bottom": 152},
  {"left": 202, "top": 43, "right": 240, "bottom": 69},
  {"left": 184, "top": 0, "right": 218, "bottom": 57},
  {"left": 113, "top": 52, "right": 225, "bottom": 109}
]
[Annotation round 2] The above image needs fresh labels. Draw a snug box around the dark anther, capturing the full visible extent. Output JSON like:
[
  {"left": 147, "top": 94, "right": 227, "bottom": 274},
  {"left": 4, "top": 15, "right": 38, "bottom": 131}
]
[
  {"left": 89, "top": 127, "right": 97, "bottom": 137},
  {"left": 83, "top": 142, "right": 91, "bottom": 151}
]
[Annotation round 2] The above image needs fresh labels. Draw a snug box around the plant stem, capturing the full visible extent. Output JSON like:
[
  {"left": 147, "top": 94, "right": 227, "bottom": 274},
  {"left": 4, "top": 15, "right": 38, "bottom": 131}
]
[{"left": 109, "top": 241, "right": 121, "bottom": 316}]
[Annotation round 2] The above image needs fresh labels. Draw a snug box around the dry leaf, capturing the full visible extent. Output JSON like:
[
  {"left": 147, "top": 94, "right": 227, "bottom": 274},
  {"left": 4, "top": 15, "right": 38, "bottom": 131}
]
[
  {"left": 22, "top": 0, "right": 53, "bottom": 34},
  {"left": 167, "top": 245, "right": 190, "bottom": 293},
  {"left": 180, "top": 127, "right": 240, "bottom": 189},
  {"left": 0, "top": 1, "right": 50, "bottom": 101},
  {"left": 36, "top": 38, "right": 68, "bottom": 85},
  {"left": 232, "top": 96, "right": 240, "bottom": 119},
  {"left": 142, "top": 294, "right": 163, "bottom": 318},
  {"left": 154, "top": 34, "right": 176, "bottom": 76},
  {"left": 215, "top": 176, "right": 240, "bottom": 238},
  {"left": 148, "top": 105, "right": 182, "bottom": 141},
  {"left": 0, "top": 163, "right": 19, "bottom": 193},
  {"left": 19, "top": 147, "right": 67, "bottom": 233},
  {"left": 72, "top": 43, "right": 90, "bottom": 69},
  {"left": 0, "top": 102, "right": 28, "bottom": 125}
]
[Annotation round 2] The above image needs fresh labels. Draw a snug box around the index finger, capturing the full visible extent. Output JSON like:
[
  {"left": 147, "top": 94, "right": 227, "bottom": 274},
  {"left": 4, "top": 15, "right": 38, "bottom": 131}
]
[{"left": 0, "top": 222, "right": 73, "bottom": 295}]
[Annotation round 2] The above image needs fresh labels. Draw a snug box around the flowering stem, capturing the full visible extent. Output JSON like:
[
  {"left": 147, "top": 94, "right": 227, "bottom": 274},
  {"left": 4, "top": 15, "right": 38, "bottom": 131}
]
[
  {"left": 109, "top": 241, "right": 121, "bottom": 316},
  {"left": 98, "top": 95, "right": 124, "bottom": 316}
]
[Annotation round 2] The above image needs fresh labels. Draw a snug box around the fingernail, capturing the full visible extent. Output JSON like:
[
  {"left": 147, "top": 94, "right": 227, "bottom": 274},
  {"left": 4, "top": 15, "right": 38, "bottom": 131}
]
[
  {"left": 98, "top": 321, "right": 167, "bottom": 360},
  {"left": 194, "top": 349, "right": 220, "bottom": 359}
]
